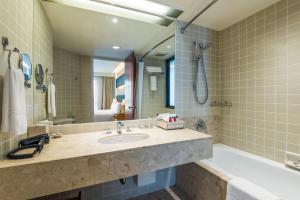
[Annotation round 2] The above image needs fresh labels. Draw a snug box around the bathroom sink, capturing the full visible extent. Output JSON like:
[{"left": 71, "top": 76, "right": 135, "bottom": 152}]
[{"left": 98, "top": 133, "right": 149, "bottom": 144}]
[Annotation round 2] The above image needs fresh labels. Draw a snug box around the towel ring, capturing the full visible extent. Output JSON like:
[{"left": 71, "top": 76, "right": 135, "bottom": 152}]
[
  {"left": 2, "top": 36, "right": 21, "bottom": 69},
  {"left": 7, "top": 48, "right": 20, "bottom": 69}
]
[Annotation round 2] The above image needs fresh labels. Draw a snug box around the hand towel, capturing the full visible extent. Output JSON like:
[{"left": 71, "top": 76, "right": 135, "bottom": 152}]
[
  {"left": 1, "top": 68, "right": 27, "bottom": 135},
  {"left": 226, "top": 178, "right": 282, "bottom": 200},
  {"left": 47, "top": 80, "right": 56, "bottom": 118}
]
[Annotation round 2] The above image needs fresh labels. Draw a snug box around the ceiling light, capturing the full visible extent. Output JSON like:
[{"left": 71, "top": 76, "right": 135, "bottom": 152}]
[
  {"left": 100, "top": 0, "right": 182, "bottom": 18},
  {"left": 112, "top": 46, "right": 120, "bottom": 50},
  {"left": 112, "top": 17, "right": 118, "bottom": 23},
  {"left": 43, "top": 0, "right": 183, "bottom": 26},
  {"left": 167, "top": 45, "right": 172, "bottom": 48}
]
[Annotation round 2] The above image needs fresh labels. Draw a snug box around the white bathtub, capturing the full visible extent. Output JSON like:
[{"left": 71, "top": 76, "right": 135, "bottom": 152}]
[{"left": 201, "top": 144, "right": 300, "bottom": 200}]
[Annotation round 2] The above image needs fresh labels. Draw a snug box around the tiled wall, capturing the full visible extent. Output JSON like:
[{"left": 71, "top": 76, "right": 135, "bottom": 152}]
[
  {"left": 142, "top": 58, "right": 174, "bottom": 118},
  {"left": 0, "top": 0, "right": 53, "bottom": 158},
  {"left": 36, "top": 167, "right": 175, "bottom": 200},
  {"left": 33, "top": 0, "right": 53, "bottom": 123},
  {"left": 53, "top": 47, "right": 82, "bottom": 120},
  {"left": 79, "top": 56, "right": 93, "bottom": 123},
  {"left": 219, "top": 0, "right": 300, "bottom": 162},
  {"left": 53, "top": 48, "right": 93, "bottom": 123},
  {"left": 175, "top": 21, "right": 221, "bottom": 141},
  {"left": 0, "top": 0, "right": 34, "bottom": 158}
]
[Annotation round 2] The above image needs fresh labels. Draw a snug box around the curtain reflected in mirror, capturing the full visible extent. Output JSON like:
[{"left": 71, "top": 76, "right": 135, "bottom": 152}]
[{"left": 94, "top": 77, "right": 115, "bottom": 111}]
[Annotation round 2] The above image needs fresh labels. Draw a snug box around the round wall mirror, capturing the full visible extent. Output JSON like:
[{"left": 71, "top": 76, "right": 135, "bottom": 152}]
[
  {"left": 35, "top": 64, "right": 44, "bottom": 85},
  {"left": 19, "top": 54, "right": 32, "bottom": 81}
]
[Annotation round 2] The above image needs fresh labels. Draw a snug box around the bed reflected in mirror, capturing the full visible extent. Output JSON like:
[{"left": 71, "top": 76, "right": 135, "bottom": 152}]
[{"left": 93, "top": 59, "right": 126, "bottom": 121}]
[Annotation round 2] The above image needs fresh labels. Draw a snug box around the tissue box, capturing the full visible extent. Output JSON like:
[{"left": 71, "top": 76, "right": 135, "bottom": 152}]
[{"left": 156, "top": 119, "right": 185, "bottom": 130}]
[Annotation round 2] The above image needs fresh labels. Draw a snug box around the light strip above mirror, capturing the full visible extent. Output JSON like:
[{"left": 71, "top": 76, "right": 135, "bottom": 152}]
[
  {"left": 43, "top": 0, "right": 183, "bottom": 26},
  {"left": 97, "top": 0, "right": 183, "bottom": 18}
]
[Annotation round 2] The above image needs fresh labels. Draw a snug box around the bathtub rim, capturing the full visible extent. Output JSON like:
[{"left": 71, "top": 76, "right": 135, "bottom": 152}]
[{"left": 200, "top": 143, "right": 300, "bottom": 178}]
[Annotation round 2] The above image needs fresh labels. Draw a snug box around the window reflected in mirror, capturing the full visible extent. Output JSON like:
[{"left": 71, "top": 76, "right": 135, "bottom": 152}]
[{"left": 166, "top": 56, "right": 175, "bottom": 108}]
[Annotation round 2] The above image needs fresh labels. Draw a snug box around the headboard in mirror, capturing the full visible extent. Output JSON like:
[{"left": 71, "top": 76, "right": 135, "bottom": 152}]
[{"left": 32, "top": 0, "right": 177, "bottom": 125}]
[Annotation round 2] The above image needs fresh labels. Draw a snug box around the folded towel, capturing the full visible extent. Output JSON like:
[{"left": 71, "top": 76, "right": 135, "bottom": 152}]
[
  {"left": 47, "top": 80, "right": 56, "bottom": 117},
  {"left": 226, "top": 178, "right": 282, "bottom": 200},
  {"left": 1, "top": 68, "right": 27, "bottom": 135}
]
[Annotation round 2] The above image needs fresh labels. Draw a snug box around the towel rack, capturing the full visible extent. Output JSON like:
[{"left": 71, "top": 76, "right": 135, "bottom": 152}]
[{"left": 2, "top": 36, "right": 21, "bottom": 69}]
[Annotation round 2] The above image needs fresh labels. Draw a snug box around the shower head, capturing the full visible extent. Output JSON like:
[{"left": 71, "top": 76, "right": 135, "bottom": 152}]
[
  {"left": 199, "top": 42, "right": 211, "bottom": 51},
  {"left": 194, "top": 40, "right": 211, "bottom": 51},
  {"left": 193, "top": 40, "right": 211, "bottom": 60}
]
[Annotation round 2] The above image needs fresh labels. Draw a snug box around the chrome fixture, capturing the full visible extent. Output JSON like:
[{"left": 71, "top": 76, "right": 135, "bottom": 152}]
[
  {"left": 195, "top": 119, "right": 207, "bottom": 133},
  {"left": 117, "top": 121, "right": 125, "bottom": 134},
  {"left": 120, "top": 178, "right": 126, "bottom": 184},
  {"left": 181, "top": 0, "right": 219, "bottom": 34},
  {"left": 193, "top": 40, "right": 211, "bottom": 104},
  {"left": 194, "top": 40, "right": 211, "bottom": 60},
  {"left": 126, "top": 126, "right": 132, "bottom": 132},
  {"left": 2, "top": 36, "right": 21, "bottom": 69},
  {"left": 210, "top": 101, "right": 233, "bottom": 107},
  {"left": 285, "top": 151, "right": 300, "bottom": 171}
]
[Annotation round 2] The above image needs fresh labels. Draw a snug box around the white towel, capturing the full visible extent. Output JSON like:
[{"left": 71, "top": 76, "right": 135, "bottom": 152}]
[
  {"left": 1, "top": 68, "right": 27, "bottom": 135},
  {"left": 47, "top": 80, "right": 56, "bottom": 117},
  {"left": 226, "top": 178, "right": 282, "bottom": 200}
]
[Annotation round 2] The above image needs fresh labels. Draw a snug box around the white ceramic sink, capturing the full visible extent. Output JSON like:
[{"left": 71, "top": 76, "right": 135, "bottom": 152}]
[{"left": 98, "top": 133, "right": 149, "bottom": 144}]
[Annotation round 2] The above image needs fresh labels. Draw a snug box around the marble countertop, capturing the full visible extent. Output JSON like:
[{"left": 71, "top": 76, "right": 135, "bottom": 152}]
[
  {"left": 0, "top": 127, "right": 211, "bottom": 169},
  {"left": 0, "top": 127, "right": 213, "bottom": 200}
]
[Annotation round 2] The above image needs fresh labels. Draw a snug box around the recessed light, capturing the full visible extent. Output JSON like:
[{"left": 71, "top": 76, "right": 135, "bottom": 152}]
[
  {"left": 167, "top": 45, "right": 172, "bottom": 48},
  {"left": 112, "top": 17, "right": 118, "bottom": 23},
  {"left": 113, "top": 46, "right": 120, "bottom": 50}
]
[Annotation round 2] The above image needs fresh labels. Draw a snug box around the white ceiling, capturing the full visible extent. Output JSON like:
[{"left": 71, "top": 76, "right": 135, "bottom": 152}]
[
  {"left": 41, "top": 0, "right": 279, "bottom": 60},
  {"left": 93, "top": 59, "right": 122, "bottom": 74},
  {"left": 153, "top": 0, "right": 279, "bottom": 31},
  {"left": 42, "top": 1, "right": 174, "bottom": 60},
  {"left": 148, "top": 36, "right": 174, "bottom": 59}
]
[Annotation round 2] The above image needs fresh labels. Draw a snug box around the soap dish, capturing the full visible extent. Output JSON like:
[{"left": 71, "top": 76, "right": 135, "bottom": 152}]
[{"left": 285, "top": 151, "right": 300, "bottom": 171}]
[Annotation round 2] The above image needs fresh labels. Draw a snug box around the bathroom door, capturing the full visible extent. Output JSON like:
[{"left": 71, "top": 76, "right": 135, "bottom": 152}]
[{"left": 125, "top": 52, "right": 137, "bottom": 120}]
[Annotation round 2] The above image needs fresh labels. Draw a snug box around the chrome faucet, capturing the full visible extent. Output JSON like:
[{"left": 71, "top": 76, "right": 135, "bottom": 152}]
[{"left": 117, "top": 122, "right": 124, "bottom": 134}]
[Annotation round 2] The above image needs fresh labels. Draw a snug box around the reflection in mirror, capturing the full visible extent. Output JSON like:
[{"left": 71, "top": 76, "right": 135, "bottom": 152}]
[
  {"left": 19, "top": 53, "right": 33, "bottom": 88},
  {"left": 19, "top": 54, "right": 32, "bottom": 82},
  {"left": 35, "top": 64, "right": 47, "bottom": 93},
  {"left": 93, "top": 59, "right": 126, "bottom": 121},
  {"left": 35, "top": 64, "right": 44, "bottom": 85},
  {"left": 138, "top": 37, "right": 175, "bottom": 119},
  {"left": 33, "top": 0, "right": 178, "bottom": 124}
]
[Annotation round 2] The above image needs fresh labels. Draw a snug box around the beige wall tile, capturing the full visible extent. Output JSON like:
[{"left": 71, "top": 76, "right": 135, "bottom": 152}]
[
  {"left": 0, "top": 0, "right": 34, "bottom": 158},
  {"left": 219, "top": 0, "right": 300, "bottom": 163}
]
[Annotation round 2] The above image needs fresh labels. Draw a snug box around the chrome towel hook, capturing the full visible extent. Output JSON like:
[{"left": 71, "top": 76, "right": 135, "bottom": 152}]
[{"left": 2, "top": 36, "right": 9, "bottom": 50}]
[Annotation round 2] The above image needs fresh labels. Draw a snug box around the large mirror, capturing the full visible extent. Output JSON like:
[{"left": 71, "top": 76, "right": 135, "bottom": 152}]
[{"left": 33, "top": 0, "right": 176, "bottom": 125}]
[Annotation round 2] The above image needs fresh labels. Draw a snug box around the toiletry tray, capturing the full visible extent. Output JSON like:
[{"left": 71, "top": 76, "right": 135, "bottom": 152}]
[{"left": 156, "top": 119, "right": 185, "bottom": 130}]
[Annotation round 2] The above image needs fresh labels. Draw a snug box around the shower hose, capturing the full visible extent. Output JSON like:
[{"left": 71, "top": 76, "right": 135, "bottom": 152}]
[{"left": 193, "top": 53, "right": 208, "bottom": 104}]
